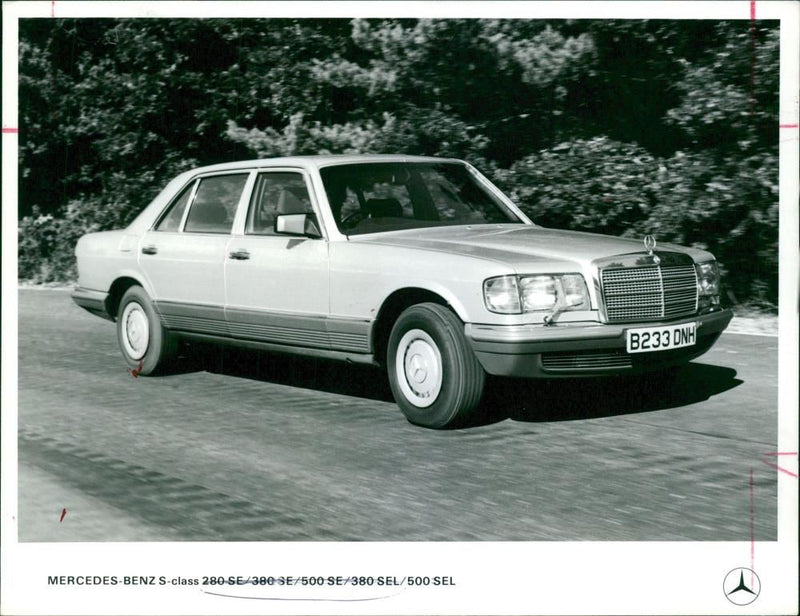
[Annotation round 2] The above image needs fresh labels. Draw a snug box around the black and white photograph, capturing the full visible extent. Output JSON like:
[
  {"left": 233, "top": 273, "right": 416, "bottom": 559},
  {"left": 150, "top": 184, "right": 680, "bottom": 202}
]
[{"left": 1, "top": 1, "right": 797, "bottom": 614}]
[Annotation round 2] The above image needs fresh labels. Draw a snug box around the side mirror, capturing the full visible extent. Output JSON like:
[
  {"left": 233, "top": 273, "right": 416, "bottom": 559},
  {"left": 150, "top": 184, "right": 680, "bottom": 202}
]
[{"left": 275, "top": 213, "right": 322, "bottom": 239}]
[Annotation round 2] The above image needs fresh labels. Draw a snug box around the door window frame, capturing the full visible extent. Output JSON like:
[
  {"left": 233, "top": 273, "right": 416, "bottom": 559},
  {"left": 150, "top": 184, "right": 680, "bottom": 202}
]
[
  {"left": 150, "top": 170, "right": 257, "bottom": 235},
  {"left": 241, "top": 168, "right": 327, "bottom": 240},
  {"left": 182, "top": 171, "right": 253, "bottom": 235},
  {"left": 152, "top": 179, "right": 200, "bottom": 233}
]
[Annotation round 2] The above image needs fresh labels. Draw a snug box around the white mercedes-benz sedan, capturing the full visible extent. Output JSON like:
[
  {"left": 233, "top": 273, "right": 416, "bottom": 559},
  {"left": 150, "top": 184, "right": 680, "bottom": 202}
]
[{"left": 73, "top": 155, "right": 733, "bottom": 428}]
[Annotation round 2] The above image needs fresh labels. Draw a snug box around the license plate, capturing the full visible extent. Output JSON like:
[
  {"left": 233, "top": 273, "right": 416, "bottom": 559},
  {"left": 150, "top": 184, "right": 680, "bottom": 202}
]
[{"left": 626, "top": 323, "right": 696, "bottom": 354}]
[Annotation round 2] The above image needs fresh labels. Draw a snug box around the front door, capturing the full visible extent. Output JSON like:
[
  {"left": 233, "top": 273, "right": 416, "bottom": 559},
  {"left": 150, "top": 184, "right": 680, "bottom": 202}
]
[{"left": 224, "top": 170, "right": 331, "bottom": 348}]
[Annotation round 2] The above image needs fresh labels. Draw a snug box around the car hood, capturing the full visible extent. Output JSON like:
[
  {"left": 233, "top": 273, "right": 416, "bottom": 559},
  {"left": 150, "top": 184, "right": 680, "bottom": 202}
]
[{"left": 352, "top": 224, "right": 711, "bottom": 269}]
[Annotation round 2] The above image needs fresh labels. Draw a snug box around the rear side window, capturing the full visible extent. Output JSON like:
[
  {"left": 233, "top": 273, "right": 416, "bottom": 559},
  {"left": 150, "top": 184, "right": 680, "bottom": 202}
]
[
  {"left": 184, "top": 173, "right": 249, "bottom": 234},
  {"left": 155, "top": 182, "right": 195, "bottom": 231}
]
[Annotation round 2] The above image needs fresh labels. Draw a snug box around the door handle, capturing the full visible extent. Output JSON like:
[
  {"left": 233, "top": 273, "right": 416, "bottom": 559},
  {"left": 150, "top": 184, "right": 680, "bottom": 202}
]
[
  {"left": 141, "top": 245, "right": 158, "bottom": 255},
  {"left": 229, "top": 249, "right": 250, "bottom": 261}
]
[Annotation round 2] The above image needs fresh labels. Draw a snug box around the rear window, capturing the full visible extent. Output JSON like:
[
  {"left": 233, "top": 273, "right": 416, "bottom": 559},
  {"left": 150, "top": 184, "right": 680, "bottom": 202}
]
[{"left": 155, "top": 182, "right": 195, "bottom": 232}]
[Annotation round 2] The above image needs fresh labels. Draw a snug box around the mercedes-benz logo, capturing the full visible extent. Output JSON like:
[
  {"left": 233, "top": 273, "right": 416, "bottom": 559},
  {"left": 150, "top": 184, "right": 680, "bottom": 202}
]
[
  {"left": 723, "top": 568, "right": 761, "bottom": 606},
  {"left": 643, "top": 234, "right": 657, "bottom": 255}
]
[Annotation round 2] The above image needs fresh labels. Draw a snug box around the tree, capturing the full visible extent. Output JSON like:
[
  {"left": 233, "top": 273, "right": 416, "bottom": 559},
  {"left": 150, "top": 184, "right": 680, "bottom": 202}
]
[{"left": 17, "top": 18, "right": 779, "bottom": 307}]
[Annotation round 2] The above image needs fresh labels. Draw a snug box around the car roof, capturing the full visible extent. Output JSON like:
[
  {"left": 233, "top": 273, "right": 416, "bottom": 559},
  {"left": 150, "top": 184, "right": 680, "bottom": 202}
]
[
  {"left": 186, "top": 154, "right": 464, "bottom": 175},
  {"left": 125, "top": 154, "right": 472, "bottom": 234}
]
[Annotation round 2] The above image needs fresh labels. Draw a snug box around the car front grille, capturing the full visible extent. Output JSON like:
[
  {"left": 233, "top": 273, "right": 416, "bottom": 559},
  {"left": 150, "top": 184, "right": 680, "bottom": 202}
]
[{"left": 600, "top": 264, "right": 698, "bottom": 323}]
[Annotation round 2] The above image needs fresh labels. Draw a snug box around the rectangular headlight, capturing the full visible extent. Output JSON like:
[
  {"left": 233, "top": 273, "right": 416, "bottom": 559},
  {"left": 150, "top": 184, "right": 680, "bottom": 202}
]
[
  {"left": 484, "top": 274, "right": 590, "bottom": 315},
  {"left": 519, "top": 276, "right": 557, "bottom": 312}
]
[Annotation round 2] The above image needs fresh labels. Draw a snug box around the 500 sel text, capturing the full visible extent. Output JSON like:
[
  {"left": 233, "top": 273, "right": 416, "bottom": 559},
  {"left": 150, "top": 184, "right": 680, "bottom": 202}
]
[{"left": 47, "top": 575, "right": 455, "bottom": 587}]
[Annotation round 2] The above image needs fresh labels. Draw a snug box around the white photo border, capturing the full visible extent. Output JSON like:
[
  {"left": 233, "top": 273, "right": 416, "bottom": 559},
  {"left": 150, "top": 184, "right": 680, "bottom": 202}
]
[{"left": 2, "top": 2, "right": 797, "bottom": 614}]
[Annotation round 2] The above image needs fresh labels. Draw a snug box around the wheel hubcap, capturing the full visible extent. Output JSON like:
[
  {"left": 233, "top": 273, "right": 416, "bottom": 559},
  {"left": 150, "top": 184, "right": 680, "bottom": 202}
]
[
  {"left": 396, "top": 329, "right": 442, "bottom": 408},
  {"left": 121, "top": 301, "right": 150, "bottom": 360}
]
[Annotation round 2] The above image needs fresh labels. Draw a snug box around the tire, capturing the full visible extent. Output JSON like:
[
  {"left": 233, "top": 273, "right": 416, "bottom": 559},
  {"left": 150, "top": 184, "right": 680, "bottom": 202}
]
[
  {"left": 387, "top": 303, "right": 486, "bottom": 428},
  {"left": 116, "top": 285, "right": 176, "bottom": 375}
]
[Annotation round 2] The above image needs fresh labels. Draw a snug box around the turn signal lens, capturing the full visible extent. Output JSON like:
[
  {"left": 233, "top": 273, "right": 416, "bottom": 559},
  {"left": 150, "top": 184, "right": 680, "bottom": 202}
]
[
  {"left": 483, "top": 276, "right": 521, "bottom": 314},
  {"left": 696, "top": 261, "right": 720, "bottom": 297}
]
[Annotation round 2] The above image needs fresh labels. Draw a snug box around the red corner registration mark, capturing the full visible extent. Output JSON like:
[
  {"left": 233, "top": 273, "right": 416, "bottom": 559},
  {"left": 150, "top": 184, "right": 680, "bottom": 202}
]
[{"left": 626, "top": 323, "right": 697, "bottom": 353}]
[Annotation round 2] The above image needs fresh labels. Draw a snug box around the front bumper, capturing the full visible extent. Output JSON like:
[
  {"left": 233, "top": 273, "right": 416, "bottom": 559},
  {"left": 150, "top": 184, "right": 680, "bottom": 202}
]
[
  {"left": 71, "top": 287, "right": 113, "bottom": 321},
  {"left": 466, "top": 308, "right": 734, "bottom": 377}
]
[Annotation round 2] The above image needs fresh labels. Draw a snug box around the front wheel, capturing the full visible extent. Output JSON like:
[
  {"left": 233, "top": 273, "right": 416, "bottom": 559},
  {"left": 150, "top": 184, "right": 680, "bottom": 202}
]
[
  {"left": 116, "top": 285, "right": 176, "bottom": 375},
  {"left": 387, "top": 303, "right": 485, "bottom": 428}
]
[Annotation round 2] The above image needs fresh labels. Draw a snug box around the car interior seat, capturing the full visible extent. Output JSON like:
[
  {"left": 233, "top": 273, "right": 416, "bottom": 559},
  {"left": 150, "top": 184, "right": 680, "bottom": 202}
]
[
  {"left": 186, "top": 202, "right": 228, "bottom": 232},
  {"left": 365, "top": 198, "right": 403, "bottom": 218},
  {"left": 277, "top": 189, "right": 309, "bottom": 215}
]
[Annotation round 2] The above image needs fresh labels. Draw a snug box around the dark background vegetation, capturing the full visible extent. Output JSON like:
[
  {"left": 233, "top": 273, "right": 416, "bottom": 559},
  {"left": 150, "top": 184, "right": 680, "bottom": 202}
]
[{"left": 17, "top": 18, "right": 779, "bottom": 307}]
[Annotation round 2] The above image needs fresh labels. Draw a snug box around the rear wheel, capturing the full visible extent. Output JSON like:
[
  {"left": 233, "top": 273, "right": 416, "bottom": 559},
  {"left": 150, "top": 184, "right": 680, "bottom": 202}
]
[
  {"left": 387, "top": 303, "right": 485, "bottom": 428},
  {"left": 116, "top": 286, "right": 176, "bottom": 375}
]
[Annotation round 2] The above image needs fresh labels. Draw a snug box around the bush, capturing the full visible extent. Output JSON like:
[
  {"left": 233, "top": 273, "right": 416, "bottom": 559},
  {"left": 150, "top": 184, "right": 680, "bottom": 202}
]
[
  {"left": 18, "top": 208, "right": 62, "bottom": 282},
  {"left": 494, "top": 137, "right": 778, "bottom": 307},
  {"left": 496, "top": 136, "right": 659, "bottom": 237},
  {"left": 18, "top": 197, "right": 115, "bottom": 283}
]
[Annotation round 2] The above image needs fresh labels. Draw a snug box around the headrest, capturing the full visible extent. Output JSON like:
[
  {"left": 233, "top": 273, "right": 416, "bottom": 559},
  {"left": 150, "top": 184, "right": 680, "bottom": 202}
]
[{"left": 365, "top": 198, "right": 402, "bottom": 218}]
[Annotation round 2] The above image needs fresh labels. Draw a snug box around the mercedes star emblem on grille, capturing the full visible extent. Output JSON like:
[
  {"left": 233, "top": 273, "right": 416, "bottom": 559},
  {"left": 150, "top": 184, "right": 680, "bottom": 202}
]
[{"left": 644, "top": 234, "right": 659, "bottom": 263}]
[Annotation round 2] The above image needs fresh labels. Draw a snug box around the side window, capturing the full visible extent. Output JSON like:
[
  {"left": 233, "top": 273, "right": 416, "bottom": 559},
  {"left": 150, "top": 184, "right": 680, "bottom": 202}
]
[
  {"left": 155, "top": 181, "right": 195, "bottom": 232},
  {"left": 184, "top": 173, "right": 249, "bottom": 234},
  {"left": 245, "top": 172, "right": 313, "bottom": 235}
]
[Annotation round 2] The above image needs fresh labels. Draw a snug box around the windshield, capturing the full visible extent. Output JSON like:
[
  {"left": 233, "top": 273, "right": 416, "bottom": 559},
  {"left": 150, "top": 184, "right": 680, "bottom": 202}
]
[{"left": 319, "top": 162, "right": 524, "bottom": 235}]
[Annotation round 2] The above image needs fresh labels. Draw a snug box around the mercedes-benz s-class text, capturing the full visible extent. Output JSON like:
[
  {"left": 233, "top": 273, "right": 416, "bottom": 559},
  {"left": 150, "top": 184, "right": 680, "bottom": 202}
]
[{"left": 73, "top": 155, "right": 733, "bottom": 428}]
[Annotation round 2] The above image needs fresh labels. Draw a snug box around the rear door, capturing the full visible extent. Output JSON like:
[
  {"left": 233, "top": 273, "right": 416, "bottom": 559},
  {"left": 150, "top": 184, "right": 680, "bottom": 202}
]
[{"left": 138, "top": 171, "right": 252, "bottom": 334}]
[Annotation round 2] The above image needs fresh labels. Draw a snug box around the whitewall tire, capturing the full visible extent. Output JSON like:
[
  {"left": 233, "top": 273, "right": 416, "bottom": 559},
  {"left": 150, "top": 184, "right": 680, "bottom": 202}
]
[
  {"left": 116, "top": 286, "right": 176, "bottom": 375},
  {"left": 387, "top": 303, "right": 485, "bottom": 428}
]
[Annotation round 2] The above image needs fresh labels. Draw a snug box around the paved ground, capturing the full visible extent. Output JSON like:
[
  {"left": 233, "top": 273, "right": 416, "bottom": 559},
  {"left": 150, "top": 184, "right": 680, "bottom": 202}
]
[{"left": 13, "top": 289, "right": 779, "bottom": 541}]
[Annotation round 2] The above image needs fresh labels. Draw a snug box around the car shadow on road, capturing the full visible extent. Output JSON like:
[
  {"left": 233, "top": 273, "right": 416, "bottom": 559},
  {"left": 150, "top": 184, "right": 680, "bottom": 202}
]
[
  {"left": 182, "top": 343, "right": 396, "bottom": 402},
  {"left": 474, "top": 363, "right": 743, "bottom": 426},
  {"left": 183, "top": 343, "right": 742, "bottom": 428}
]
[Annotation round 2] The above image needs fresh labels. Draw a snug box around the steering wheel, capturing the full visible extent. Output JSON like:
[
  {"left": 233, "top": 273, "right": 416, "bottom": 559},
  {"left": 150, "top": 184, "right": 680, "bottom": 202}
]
[{"left": 340, "top": 210, "right": 368, "bottom": 229}]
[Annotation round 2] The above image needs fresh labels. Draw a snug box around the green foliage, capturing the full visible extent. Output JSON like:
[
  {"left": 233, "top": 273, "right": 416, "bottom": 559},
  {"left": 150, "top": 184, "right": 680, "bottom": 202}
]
[
  {"left": 496, "top": 138, "right": 778, "bottom": 305},
  {"left": 17, "top": 18, "right": 779, "bottom": 306},
  {"left": 18, "top": 198, "right": 107, "bottom": 282},
  {"left": 497, "top": 137, "right": 658, "bottom": 236},
  {"left": 665, "top": 24, "right": 779, "bottom": 152},
  {"left": 225, "top": 108, "right": 488, "bottom": 160}
]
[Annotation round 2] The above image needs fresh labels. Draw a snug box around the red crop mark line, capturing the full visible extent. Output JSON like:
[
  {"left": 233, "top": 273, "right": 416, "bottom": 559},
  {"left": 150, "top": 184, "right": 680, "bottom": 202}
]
[
  {"left": 60, "top": 508, "right": 67, "bottom": 522},
  {"left": 779, "top": 124, "right": 799, "bottom": 129},
  {"left": 760, "top": 460, "right": 799, "bottom": 478},
  {"left": 51, "top": 1, "right": 55, "bottom": 18},
  {"left": 128, "top": 360, "right": 144, "bottom": 378},
  {"left": 749, "top": 469, "right": 754, "bottom": 586},
  {"left": 760, "top": 451, "right": 799, "bottom": 478},
  {"left": 750, "top": 0, "right": 756, "bottom": 21},
  {"left": 2, "top": 127, "right": 19, "bottom": 134}
]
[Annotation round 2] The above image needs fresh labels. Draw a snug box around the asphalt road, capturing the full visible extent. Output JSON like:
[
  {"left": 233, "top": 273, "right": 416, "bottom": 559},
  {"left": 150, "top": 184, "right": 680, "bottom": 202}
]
[{"left": 15, "top": 289, "right": 778, "bottom": 541}]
